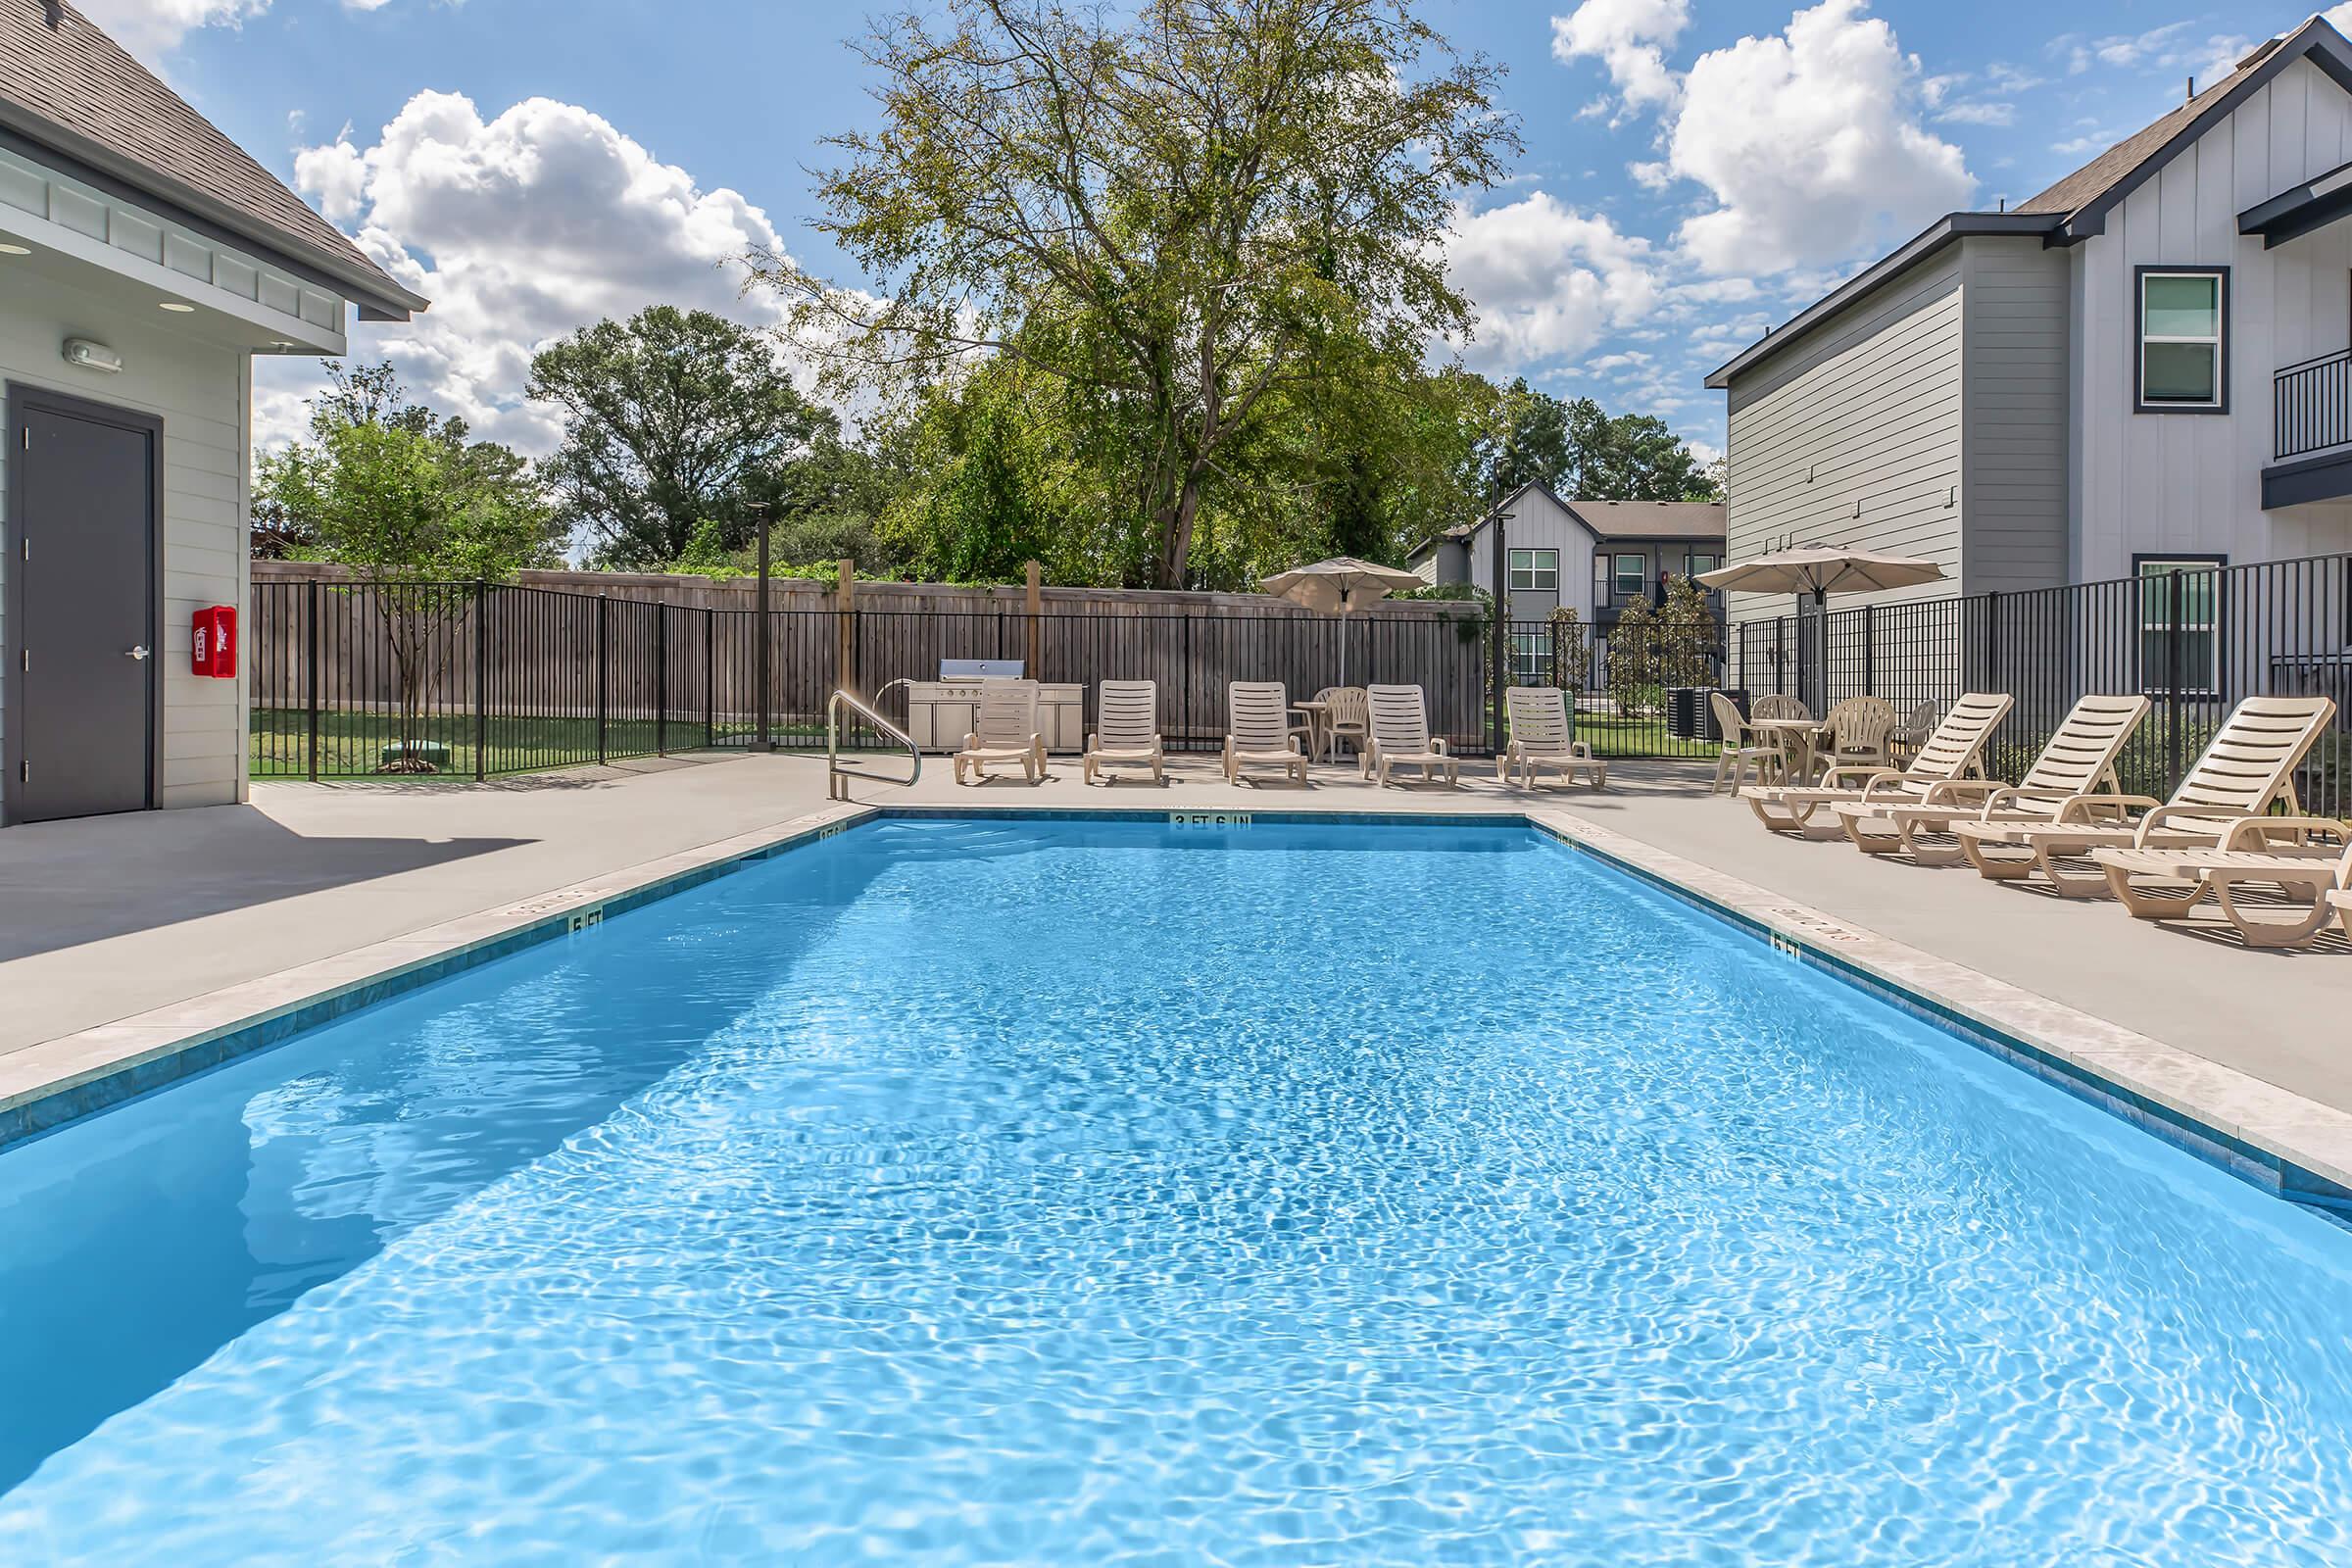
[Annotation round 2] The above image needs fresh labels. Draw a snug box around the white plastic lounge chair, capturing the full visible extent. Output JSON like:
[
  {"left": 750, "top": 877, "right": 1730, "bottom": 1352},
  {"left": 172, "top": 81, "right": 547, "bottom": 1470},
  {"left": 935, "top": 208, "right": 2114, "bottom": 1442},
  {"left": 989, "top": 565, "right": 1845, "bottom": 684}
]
[
  {"left": 1224, "top": 681, "right": 1309, "bottom": 786},
  {"left": 1743, "top": 692, "right": 2012, "bottom": 836},
  {"left": 1951, "top": 696, "right": 2337, "bottom": 899},
  {"left": 1833, "top": 694, "right": 2150, "bottom": 862},
  {"left": 2089, "top": 825, "right": 2351, "bottom": 948},
  {"left": 1710, "top": 692, "right": 1777, "bottom": 796},
  {"left": 2329, "top": 888, "right": 2352, "bottom": 939},
  {"left": 1083, "top": 680, "right": 1163, "bottom": 784},
  {"left": 1499, "top": 686, "right": 1605, "bottom": 789},
  {"left": 1363, "top": 684, "right": 1459, "bottom": 787},
  {"left": 954, "top": 678, "right": 1048, "bottom": 784}
]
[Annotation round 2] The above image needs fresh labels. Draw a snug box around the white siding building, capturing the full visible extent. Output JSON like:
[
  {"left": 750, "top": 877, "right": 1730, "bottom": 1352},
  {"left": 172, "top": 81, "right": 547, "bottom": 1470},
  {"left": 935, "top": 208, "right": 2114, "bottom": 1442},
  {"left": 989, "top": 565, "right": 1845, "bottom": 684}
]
[
  {"left": 1708, "top": 16, "right": 2352, "bottom": 642},
  {"left": 0, "top": 1, "right": 424, "bottom": 826}
]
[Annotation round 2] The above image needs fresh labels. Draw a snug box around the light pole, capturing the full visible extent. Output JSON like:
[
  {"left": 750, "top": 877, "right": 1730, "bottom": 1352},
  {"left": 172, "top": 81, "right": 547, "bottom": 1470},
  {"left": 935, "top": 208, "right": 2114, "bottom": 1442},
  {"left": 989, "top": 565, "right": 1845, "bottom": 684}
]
[{"left": 1489, "top": 507, "right": 1513, "bottom": 753}]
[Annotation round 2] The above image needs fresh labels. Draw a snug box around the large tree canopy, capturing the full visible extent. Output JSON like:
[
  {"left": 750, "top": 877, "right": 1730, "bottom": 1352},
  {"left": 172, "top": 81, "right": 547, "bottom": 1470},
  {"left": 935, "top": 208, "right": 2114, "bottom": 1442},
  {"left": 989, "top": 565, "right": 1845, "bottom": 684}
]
[
  {"left": 760, "top": 0, "right": 1519, "bottom": 587},
  {"left": 1479, "top": 379, "right": 1721, "bottom": 509},
  {"left": 527, "top": 306, "right": 833, "bottom": 569},
  {"left": 254, "top": 362, "right": 561, "bottom": 581}
]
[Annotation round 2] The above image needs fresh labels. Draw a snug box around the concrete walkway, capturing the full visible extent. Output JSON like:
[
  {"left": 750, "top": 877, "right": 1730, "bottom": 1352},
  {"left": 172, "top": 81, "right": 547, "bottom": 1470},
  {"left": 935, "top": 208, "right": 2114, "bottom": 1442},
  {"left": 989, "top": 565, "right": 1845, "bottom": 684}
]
[{"left": 2, "top": 747, "right": 2344, "bottom": 1116}]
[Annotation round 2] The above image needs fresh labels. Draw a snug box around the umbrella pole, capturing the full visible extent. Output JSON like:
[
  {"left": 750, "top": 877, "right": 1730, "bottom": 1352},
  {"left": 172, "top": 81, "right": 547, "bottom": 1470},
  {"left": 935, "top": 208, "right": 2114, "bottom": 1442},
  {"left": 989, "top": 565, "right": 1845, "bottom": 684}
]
[{"left": 1809, "top": 587, "right": 1828, "bottom": 715}]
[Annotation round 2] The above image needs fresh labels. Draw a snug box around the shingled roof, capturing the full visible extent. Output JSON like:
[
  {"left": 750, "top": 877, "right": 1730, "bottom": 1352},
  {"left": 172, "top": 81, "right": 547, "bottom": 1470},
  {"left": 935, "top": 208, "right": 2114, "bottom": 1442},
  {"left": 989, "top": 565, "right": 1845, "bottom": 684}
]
[
  {"left": 2013, "top": 36, "right": 2287, "bottom": 221},
  {"left": 0, "top": 0, "right": 425, "bottom": 318}
]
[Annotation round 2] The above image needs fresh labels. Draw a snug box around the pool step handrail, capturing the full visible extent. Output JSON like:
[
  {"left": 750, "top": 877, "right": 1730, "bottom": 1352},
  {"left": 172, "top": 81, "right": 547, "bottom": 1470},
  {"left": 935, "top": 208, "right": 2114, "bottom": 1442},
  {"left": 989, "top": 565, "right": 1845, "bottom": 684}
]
[{"left": 826, "top": 688, "right": 921, "bottom": 801}]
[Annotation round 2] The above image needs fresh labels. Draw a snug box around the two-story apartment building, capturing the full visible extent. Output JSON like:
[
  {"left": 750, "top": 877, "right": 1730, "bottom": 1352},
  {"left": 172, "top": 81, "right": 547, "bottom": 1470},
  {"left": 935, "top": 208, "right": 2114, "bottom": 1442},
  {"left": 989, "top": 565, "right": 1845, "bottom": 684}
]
[
  {"left": 1706, "top": 14, "right": 2352, "bottom": 666},
  {"left": 0, "top": 1, "right": 424, "bottom": 827},
  {"left": 1407, "top": 483, "right": 1726, "bottom": 681}
]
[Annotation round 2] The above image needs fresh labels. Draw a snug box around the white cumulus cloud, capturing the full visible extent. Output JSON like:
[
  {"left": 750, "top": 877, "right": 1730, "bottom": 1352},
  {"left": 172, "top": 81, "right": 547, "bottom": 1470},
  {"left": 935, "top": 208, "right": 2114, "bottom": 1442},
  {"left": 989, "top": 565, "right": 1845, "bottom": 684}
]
[
  {"left": 1550, "top": 0, "right": 1690, "bottom": 113},
  {"left": 74, "top": 0, "right": 269, "bottom": 63},
  {"left": 1446, "top": 192, "right": 1661, "bottom": 368},
  {"left": 1665, "top": 0, "right": 1973, "bottom": 274},
  {"left": 263, "top": 90, "right": 798, "bottom": 454}
]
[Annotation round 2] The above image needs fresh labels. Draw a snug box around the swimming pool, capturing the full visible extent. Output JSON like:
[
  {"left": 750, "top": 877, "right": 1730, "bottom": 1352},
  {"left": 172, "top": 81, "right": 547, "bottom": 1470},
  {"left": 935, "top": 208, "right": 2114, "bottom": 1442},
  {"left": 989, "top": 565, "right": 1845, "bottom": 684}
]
[{"left": 2, "top": 816, "right": 2349, "bottom": 1562}]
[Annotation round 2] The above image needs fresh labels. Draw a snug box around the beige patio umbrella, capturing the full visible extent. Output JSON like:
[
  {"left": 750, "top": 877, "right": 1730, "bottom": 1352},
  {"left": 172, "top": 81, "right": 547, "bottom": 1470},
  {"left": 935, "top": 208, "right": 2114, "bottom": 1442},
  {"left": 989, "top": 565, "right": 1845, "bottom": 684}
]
[
  {"left": 1697, "top": 545, "right": 1945, "bottom": 710},
  {"left": 1260, "top": 557, "right": 1425, "bottom": 687}
]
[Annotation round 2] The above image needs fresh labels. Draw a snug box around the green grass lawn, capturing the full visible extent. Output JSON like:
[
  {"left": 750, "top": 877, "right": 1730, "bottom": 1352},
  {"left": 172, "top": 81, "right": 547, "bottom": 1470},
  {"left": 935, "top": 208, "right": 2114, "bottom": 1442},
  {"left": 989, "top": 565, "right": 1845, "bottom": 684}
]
[
  {"left": 250, "top": 707, "right": 692, "bottom": 778},
  {"left": 1566, "top": 712, "right": 1719, "bottom": 760},
  {"left": 250, "top": 708, "right": 851, "bottom": 779},
  {"left": 255, "top": 705, "right": 1719, "bottom": 780}
]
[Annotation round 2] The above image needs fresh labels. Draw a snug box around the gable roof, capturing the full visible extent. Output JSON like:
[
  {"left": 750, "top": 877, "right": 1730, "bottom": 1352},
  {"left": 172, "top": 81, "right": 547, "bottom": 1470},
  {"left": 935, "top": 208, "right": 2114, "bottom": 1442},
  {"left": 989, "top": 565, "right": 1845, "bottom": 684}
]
[
  {"left": 1561, "top": 498, "right": 1726, "bottom": 541},
  {"left": 1707, "top": 15, "right": 2352, "bottom": 390},
  {"left": 1408, "top": 483, "right": 1724, "bottom": 559},
  {"left": 2015, "top": 21, "right": 2352, "bottom": 236},
  {"left": 0, "top": 0, "right": 426, "bottom": 318}
]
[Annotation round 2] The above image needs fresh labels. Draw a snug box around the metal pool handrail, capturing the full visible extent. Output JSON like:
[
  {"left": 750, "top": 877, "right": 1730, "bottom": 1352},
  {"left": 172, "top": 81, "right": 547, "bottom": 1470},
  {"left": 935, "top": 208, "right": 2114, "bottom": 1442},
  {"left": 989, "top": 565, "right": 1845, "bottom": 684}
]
[{"left": 827, "top": 688, "right": 921, "bottom": 801}]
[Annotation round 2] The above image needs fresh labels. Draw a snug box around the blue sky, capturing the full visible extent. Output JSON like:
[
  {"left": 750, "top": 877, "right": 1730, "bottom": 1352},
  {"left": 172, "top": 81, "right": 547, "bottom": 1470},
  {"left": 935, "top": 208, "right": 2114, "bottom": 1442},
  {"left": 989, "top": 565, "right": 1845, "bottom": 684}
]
[{"left": 83, "top": 0, "right": 2344, "bottom": 462}]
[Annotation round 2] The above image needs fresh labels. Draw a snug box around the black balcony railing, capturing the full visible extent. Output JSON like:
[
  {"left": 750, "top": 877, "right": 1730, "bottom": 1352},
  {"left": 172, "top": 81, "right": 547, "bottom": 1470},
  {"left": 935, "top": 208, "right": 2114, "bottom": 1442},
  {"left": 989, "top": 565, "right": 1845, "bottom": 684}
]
[{"left": 2276, "top": 349, "right": 2352, "bottom": 462}]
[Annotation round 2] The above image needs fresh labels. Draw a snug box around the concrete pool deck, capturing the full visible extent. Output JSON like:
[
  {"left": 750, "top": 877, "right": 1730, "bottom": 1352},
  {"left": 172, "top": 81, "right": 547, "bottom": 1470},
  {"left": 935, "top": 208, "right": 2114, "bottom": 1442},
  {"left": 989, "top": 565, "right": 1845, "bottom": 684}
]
[{"left": 2, "top": 749, "right": 2346, "bottom": 1191}]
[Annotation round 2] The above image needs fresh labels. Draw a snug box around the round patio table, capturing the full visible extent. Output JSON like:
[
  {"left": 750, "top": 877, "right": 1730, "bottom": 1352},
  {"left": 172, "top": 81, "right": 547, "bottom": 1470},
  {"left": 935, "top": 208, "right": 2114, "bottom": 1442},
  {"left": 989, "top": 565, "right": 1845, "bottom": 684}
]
[
  {"left": 1745, "top": 716, "right": 1835, "bottom": 785},
  {"left": 1289, "top": 699, "right": 1333, "bottom": 762}
]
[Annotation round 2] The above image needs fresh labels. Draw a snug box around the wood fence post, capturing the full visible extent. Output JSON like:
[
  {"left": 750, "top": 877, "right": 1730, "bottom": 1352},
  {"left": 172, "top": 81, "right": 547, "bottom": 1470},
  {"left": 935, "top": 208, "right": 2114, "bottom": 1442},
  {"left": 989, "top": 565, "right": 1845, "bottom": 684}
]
[
  {"left": 837, "top": 558, "right": 858, "bottom": 700},
  {"left": 1024, "top": 560, "right": 1043, "bottom": 675}
]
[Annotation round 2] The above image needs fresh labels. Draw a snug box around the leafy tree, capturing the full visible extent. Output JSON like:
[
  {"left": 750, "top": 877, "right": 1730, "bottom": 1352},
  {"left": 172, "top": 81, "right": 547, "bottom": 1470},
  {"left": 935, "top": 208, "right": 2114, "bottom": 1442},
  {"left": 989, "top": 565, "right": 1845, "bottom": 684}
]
[
  {"left": 1653, "top": 570, "right": 1721, "bottom": 689},
  {"left": 1547, "top": 602, "right": 1588, "bottom": 691},
  {"left": 1472, "top": 380, "right": 1719, "bottom": 506},
  {"left": 761, "top": 0, "right": 1519, "bottom": 587},
  {"left": 254, "top": 362, "right": 562, "bottom": 765},
  {"left": 1605, "top": 595, "right": 1661, "bottom": 718},
  {"left": 1565, "top": 402, "right": 1720, "bottom": 503},
  {"left": 1483, "top": 376, "right": 1572, "bottom": 506},
  {"left": 528, "top": 306, "right": 833, "bottom": 569}
]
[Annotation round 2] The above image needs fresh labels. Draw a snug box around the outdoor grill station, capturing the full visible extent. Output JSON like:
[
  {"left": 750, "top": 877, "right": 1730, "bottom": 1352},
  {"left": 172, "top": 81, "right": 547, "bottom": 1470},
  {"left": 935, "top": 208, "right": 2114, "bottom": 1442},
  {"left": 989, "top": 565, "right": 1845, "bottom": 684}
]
[{"left": 903, "top": 662, "right": 1085, "bottom": 754}]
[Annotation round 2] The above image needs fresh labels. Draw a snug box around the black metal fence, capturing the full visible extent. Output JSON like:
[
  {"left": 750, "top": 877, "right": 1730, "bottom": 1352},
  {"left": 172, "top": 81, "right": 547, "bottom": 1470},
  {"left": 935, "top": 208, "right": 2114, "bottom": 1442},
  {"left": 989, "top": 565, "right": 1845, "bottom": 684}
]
[
  {"left": 252, "top": 555, "right": 2352, "bottom": 812},
  {"left": 1501, "top": 616, "right": 1727, "bottom": 760},
  {"left": 249, "top": 579, "right": 1491, "bottom": 778},
  {"left": 2276, "top": 349, "right": 2352, "bottom": 462},
  {"left": 1730, "top": 552, "right": 2352, "bottom": 816}
]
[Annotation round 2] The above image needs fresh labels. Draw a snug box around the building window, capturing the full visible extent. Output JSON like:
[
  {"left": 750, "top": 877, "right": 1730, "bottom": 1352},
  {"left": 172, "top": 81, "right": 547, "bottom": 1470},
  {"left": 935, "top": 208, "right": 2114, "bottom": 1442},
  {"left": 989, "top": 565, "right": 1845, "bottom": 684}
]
[
  {"left": 2137, "top": 558, "right": 2222, "bottom": 693},
  {"left": 1507, "top": 548, "right": 1558, "bottom": 592},
  {"left": 1686, "top": 552, "right": 1719, "bottom": 581},
  {"left": 1613, "top": 553, "right": 1646, "bottom": 596},
  {"left": 2137, "top": 269, "right": 2227, "bottom": 411},
  {"left": 1509, "top": 631, "right": 1551, "bottom": 687}
]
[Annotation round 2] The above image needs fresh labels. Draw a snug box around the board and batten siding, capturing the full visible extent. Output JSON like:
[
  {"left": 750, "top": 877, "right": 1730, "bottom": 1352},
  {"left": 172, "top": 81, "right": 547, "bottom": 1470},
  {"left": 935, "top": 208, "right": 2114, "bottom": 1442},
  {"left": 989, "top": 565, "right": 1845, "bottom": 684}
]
[
  {"left": 2072, "top": 54, "right": 2352, "bottom": 577},
  {"left": 2, "top": 264, "right": 251, "bottom": 809},
  {"left": 1721, "top": 245, "right": 1965, "bottom": 639},
  {"left": 1451, "top": 486, "right": 1598, "bottom": 620}
]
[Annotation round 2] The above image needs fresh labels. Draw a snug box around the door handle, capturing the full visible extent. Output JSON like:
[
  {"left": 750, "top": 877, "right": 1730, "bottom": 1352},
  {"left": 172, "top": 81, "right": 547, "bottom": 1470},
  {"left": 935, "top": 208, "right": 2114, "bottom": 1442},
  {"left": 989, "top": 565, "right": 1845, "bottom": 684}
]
[{"left": 126, "top": 645, "right": 150, "bottom": 661}]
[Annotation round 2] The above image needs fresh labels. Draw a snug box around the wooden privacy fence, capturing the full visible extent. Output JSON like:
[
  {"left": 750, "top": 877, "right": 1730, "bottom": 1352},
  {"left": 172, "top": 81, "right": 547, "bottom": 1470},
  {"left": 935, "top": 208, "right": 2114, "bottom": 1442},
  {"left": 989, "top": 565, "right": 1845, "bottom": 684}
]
[{"left": 247, "top": 573, "right": 1491, "bottom": 779}]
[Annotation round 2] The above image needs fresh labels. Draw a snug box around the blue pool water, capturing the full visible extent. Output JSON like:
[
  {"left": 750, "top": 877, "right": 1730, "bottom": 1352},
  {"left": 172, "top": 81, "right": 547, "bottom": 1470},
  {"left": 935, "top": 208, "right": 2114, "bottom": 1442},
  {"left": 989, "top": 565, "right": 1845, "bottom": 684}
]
[{"left": 3, "top": 817, "right": 2350, "bottom": 1563}]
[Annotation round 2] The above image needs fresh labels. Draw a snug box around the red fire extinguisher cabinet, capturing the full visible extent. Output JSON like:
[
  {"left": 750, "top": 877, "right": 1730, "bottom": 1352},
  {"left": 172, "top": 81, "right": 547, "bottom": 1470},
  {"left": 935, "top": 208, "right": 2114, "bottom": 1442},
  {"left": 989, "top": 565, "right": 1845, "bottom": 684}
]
[{"left": 192, "top": 605, "right": 237, "bottom": 679}]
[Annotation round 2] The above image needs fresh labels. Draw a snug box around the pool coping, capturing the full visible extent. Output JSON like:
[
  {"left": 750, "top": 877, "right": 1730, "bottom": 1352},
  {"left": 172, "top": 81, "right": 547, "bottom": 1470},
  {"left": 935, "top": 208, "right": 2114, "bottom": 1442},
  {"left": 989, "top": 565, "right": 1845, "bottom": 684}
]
[{"left": 5, "top": 801, "right": 2348, "bottom": 1215}]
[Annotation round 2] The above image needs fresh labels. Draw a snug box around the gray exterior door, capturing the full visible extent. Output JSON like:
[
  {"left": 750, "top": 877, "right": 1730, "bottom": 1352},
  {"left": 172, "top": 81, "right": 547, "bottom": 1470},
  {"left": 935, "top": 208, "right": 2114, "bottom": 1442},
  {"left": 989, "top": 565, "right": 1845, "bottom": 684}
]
[{"left": 6, "top": 391, "right": 160, "bottom": 823}]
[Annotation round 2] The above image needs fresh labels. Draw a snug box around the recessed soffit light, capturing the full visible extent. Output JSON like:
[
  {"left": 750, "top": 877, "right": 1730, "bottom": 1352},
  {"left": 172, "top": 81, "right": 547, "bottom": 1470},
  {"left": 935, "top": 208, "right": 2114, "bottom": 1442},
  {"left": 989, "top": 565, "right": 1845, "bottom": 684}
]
[
  {"left": 159, "top": 301, "right": 196, "bottom": 313},
  {"left": 0, "top": 242, "right": 30, "bottom": 256}
]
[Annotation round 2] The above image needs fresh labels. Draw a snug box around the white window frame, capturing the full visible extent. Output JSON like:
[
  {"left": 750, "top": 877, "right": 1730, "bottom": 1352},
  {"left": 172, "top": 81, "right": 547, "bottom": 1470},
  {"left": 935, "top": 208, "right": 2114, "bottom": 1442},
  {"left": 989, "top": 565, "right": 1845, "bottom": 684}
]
[
  {"left": 1613, "top": 553, "right": 1646, "bottom": 597},
  {"left": 1508, "top": 630, "right": 1551, "bottom": 687},
  {"left": 2135, "top": 268, "right": 2227, "bottom": 413},
  {"left": 1507, "top": 547, "right": 1559, "bottom": 593},
  {"left": 2137, "top": 557, "right": 2222, "bottom": 695}
]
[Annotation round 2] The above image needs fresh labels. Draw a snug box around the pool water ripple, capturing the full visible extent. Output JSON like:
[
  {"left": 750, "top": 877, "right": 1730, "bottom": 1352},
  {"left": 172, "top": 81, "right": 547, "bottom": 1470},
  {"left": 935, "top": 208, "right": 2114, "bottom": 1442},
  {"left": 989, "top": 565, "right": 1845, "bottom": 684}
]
[{"left": 1, "top": 818, "right": 2349, "bottom": 1563}]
